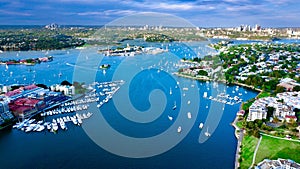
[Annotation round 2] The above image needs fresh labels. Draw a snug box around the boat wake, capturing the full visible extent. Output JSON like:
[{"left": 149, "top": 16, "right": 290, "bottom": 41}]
[{"left": 65, "top": 62, "right": 98, "bottom": 71}]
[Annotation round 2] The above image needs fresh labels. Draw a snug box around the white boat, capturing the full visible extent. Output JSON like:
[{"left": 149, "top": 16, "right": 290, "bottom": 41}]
[
  {"left": 71, "top": 117, "right": 78, "bottom": 125},
  {"left": 187, "top": 100, "right": 191, "bottom": 105},
  {"left": 205, "top": 127, "right": 211, "bottom": 137},
  {"left": 183, "top": 87, "right": 188, "bottom": 91},
  {"left": 169, "top": 87, "right": 172, "bottom": 95},
  {"left": 36, "top": 125, "right": 45, "bottom": 132},
  {"left": 52, "top": 123, "right": 58, "bottom": 131},
  {"left": 203, "top": 92, "right": 207, "bottom": 98},
  {"left": 77, "top": 117, "right": 83, "bottom": 125},
  {"left": 82, "top": 113, "right": 88, "bottom": 119},
  {"left": 199, "top": 123, "right": 203, "bottom": 129},
  {"left": 60, "top": 122, "right": 67, "bottom": 130},
  {"left": 33, "top": 124, "right": 40, "bottom": 131},
  {"left": 187, "top": 112, "right": 192, "bottom": 119},
  {"left": 172, "top": 101, "right": 177, "bottom": 110},
  {"left": 177, "top": 126, "right": 182, "bottom": 133},
  {"left": 87, "top": 112, "right": 93, "bottom": 118},
  {"left": 47, "top": 123, "right": 52, "bottom": 130},
  {"left": 168, "top": 115, "right": 173, "bottom": 121}
]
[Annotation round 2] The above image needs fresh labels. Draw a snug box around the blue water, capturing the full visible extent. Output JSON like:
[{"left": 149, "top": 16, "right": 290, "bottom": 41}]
[{"left": 0, "top": 42, "right": 259, "bottom": 169}]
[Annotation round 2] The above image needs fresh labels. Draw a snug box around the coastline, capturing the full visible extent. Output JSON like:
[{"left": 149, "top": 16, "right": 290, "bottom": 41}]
[
  {"left": 174, "top": 72, "right": 255, "bottom": 169},
  {"left": 174, "top": 72, "right": 262, "bottom": 93}
]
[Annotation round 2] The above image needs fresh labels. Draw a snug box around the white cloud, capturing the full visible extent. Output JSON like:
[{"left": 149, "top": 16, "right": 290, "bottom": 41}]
[
  {"left": 0, "top": 9, "right": 31, "bottom": 16},
  {"left": 77, "top": 10, "right": 136, "bottom": 16}
]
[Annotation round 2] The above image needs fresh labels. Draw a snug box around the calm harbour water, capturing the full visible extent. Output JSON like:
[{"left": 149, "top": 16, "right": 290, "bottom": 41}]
[{"left": 0, "top": 41, "right": 262, "bottom": 169}]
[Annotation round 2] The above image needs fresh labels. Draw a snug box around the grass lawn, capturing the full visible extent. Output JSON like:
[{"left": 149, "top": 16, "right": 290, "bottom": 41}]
[
  {"left": 242, "top": 99, "right": 255, "bottom": 111},
  {"left": 257, "top": 91, "right": 271, "bottom": 99},
  {"left": 255, "top": 135, "right": 300, "bottom": 165},
  {"left": 240, "top": 135, "right": 259, "bottom": 169},
  {"left": 236, "top": 121, "right": 244, "bottom": 129}
]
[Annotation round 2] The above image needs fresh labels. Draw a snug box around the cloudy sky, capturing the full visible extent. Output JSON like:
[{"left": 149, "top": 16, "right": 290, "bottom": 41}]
[{"left": 0, "top": 0, "right": 299, "bottom": 27}]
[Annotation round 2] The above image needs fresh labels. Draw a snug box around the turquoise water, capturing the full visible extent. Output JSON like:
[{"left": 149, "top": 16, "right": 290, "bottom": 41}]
[{"left": 0, "top": 42, "right": 259, "bottom": 169}]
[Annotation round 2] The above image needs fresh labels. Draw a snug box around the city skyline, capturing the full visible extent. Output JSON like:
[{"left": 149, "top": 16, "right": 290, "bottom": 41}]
[{"left": 0, "top": 0, "right": 300, "bottom": 27}]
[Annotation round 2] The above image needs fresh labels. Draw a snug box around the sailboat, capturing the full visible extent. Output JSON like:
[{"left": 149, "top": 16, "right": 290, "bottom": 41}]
[
  {"left": 169, "top": 87, "right": 172, "bottom": 95},
  {"left": 58, "top": 71, "right": 62, "bottom": 77},
  {"left": 205, "top": 127, "right": 211, "bottom": 137},
  {"left": 172, "top": 101, "right": 177, "bottom": 110},
  {"left": 168, "top": 115, "right": 173, "bottom": 121}
]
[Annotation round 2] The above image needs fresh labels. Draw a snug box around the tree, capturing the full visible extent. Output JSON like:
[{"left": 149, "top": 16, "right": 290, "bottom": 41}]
[
  {"left": 198, "top": 70, "right": 208, "bottom": 76},
  {"left": 293, "top": 85, "right": 300, "bottom": 91},
  {"left": 61, "top": 80, "right": 72, "bottom": 86},
  {"left": 36, "top": 84, "right": 48, "bottom": 89},
  {"left": 275, "top": 86, "right": 285, "bottom": 94},
  {"left": 266, "top": 106, "right": 275, "bottom": 120}
]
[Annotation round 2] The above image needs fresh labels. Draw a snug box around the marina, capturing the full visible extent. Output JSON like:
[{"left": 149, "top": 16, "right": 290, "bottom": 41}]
[
  {"left": 11, "top": 80, "right": 125, "bottom": 133},
  {"left": 205, "top": 92, "right": 243, "bottom": 105}
]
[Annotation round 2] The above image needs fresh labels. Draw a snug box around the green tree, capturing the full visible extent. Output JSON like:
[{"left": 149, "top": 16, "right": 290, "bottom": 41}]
[
  {"left": 275, "top": 86, "right": 285, "bottom": 93},
  {"left": 293, "top": 85, "right": 300, "bottom": 91}
]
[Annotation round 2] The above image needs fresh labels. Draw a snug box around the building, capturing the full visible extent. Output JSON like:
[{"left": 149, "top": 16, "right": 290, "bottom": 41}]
[
  {"left": 247, "top": 102, "right": 267, "bottom": 121},
  {"left": 0, "top": 97, "right": 14, "bottom": 125},
  {"left": 256, "top": 158, "right": 300, "bottom": 169},
  {"left": 9, "top": 97, "right": 45, "bottom": 118},
  {"left": 277, "top": 78, "right": 300, "bottom": 91},
  {"left": 247, "top": 92, "right": 300, "bottom": 122},
  {"left": 50, "top": 84, "right": 75, "bottom": 96}
]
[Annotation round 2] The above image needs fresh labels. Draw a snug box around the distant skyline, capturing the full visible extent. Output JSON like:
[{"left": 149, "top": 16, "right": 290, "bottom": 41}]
[{"left": 0, "top": 0, "right": 300, "bottom": 27}]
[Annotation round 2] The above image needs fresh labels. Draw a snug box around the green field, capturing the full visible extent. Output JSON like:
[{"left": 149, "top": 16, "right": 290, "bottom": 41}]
[
  {"left": 236, "top": 121, "right": 244, "bottom": 129},
  {"left": 255, "top": 135, "right": 300, "bottom": 165},
  {"left": 257, "top": 91, "right": 271, "bottom": 99},
  {"left": 240, "top": 135, "right": 259, "bottom": 169}
]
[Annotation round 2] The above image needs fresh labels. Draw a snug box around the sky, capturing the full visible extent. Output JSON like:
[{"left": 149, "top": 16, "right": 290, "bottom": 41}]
[{"left": 0, "top": 0, "right": 299, "bottom": 27}]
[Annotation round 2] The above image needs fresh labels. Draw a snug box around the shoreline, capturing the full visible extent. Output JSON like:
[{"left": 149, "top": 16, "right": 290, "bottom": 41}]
[
  {"left": 174, "top": 72, "right": 262, "bottom": 93},
  {"left": 174, "top": 72, "right": 252, "bottom": 169}
]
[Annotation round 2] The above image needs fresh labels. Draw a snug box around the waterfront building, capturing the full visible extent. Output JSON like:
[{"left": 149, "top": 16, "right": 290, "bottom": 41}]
[
  {"left": 277, "top": 78, "right": 300, "bottom": 91},
  {"left": 0, "top": 97, "right": 14, "bottom": 125},
  {"left": 247, "top": 93, "right": 299, "bottom": 122},
  {"left": 9, "top": 97, "right": 45, "bottom": 118},
  {"left": 50, "top": 84, "right": 75, "bottom": 96},
  {"left": 256, "top": 158, "right": 300, "bottom": 169}
]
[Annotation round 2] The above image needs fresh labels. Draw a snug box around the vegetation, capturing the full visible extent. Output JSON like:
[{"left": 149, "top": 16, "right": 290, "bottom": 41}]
[
  {"left": 255, "top": 135, "right": 300, "bottom": 164},
  {"left": 73, "top": 81, "right": 88, "bottom": 94},
  {"left": 240, "top": 135, "right": 259, "bottom": 169},
  {"left": 0, "top": 27, "right": 86, "bottom": 51},
  {"left": 257, "top": 91, "right": 271, "bottom": 98}
]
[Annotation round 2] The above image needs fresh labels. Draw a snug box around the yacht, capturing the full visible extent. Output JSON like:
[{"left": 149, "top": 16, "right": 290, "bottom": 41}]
[
  {"left": 199, "top": 123, "right": 203, "bottom": 129},
  {"left": 169, "top": 87, "right": 172, "bottom": 95},
  {"left": 168, "top": 115, "right": 173, "bottom": 121},
  {"left": 36, "top": 125, "right": 45, "bottom": 132},
  {"left": 203, "top": 92, "right": 207, "bottom": 98},
  {"left": 205, "top": 127, "right": 211, "bottom": 137},
  {"left": 172, "top": 101, "right": 177, "bottom": 110},
  {"left": 52, "top": 122, "right": 58, "bottom": 131},
  {"left": 187, "top": 112, "right": 192, "bottom": 119},
  {"left": 177, "top": 126, "right": 182, "bottom": 133}
]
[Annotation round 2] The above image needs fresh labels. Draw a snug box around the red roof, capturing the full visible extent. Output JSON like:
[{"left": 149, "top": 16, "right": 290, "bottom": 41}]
[
  {"left": 14, "top": 98, "right": 40, "bottom": 107},
  {"left": 5, "top": 89, "right": 22, "bottom": 97},
  {"left": 285, "top": 115, "right": 297, "bottom": 119},
  {"left": 24, "top": 84, "right": 37, "bottom": 90}
]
